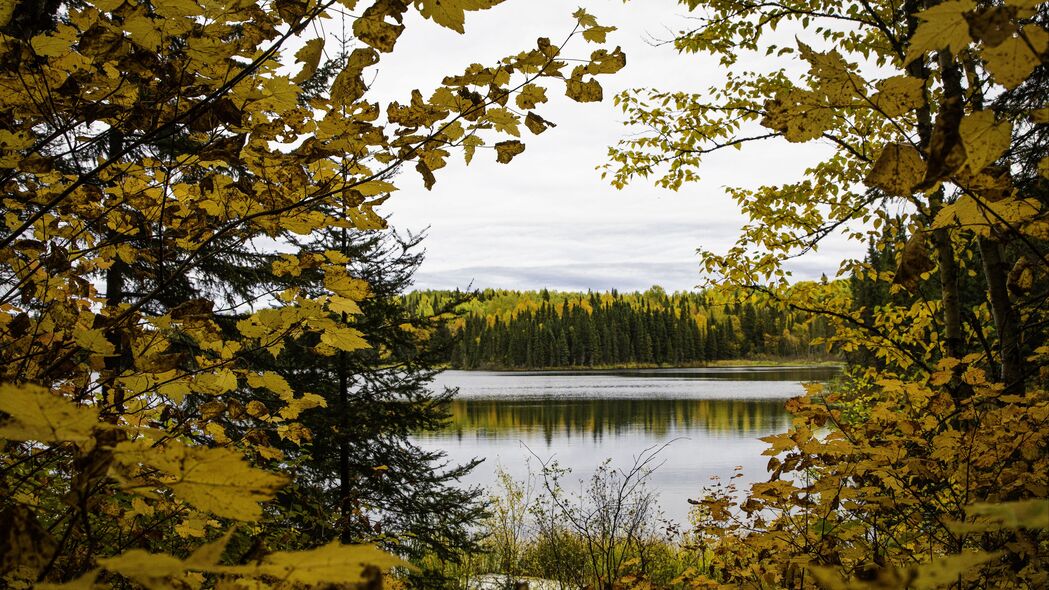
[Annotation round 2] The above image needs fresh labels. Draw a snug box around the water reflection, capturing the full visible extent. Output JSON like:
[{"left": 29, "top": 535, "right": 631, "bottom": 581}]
[
  {"left": 415, "top": 368, "right": 835, "bottom": 524},
  {"left": 442, "top": 398, "right": 791, "bottom": 443}
]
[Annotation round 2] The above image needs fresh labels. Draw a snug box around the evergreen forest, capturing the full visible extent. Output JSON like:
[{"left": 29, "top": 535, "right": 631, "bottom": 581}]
[{"left": 406, "top": 288, "right": 838, "bottom": 369}]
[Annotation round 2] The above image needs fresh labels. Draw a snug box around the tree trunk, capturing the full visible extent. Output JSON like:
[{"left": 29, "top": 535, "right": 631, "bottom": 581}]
[{"left": 979, "top": 237, "right": 1024, "bottom": 393}]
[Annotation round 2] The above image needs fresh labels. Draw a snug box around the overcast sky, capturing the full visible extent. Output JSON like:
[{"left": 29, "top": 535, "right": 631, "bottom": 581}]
[{"left": 350, "top": 0, "right": 864, "bottom": 292}]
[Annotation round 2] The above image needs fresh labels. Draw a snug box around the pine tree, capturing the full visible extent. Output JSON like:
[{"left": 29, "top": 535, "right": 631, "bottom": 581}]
[{"left": 266, "top": 228, "right": 483, "bottom": 561}]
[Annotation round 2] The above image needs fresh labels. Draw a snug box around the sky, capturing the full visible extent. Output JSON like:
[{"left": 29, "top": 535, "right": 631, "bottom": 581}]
[{"left": 350, "top": 0, "right": 865, "bottom": 292}]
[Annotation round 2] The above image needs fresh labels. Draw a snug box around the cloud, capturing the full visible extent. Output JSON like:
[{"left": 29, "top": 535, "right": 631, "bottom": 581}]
[
  {"left": 412, "top": 261, "right": 704, "bottom": 292},
  {"left": 400, "top": 218, "right": 863, "bottom": 292}
]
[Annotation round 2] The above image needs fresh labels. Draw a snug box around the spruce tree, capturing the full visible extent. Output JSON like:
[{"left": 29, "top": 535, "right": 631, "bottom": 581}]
[{"left": 264, "top": 227, "right": 484, "bottom": 562}]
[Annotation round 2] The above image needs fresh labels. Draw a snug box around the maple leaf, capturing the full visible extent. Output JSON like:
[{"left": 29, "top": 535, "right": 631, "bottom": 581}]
[
  {"left": 761, "top": 88, "right": 834, "bottom": 142},
  {"left": 252, "top": 542, "right": 411, "bottom": 583},
  {"left": 0, "top": 0, "right": 14, "bottom": 28},
  {"left": 354, "top": 0, "right": 408, "bottom": 52},
  {"left": 30, "top": 24, "right": 78, "bottom": 57},
  {"left": 74, "top": 327, "right": 116, "bottom": 355},
  {"left": 904, "top": 0, "right": 976, "bottom": 64},
  {"left": 114, "top": 440, "right": 288, "bottom": 521},
  {"left": 872, "top": 75, "right": 925, "bottom": 118},
  {"left": 516, "top": 83, "right": 548, "bottom": 109},
  {"left": 486, "top": 107, "right": 520, "bottom": 136},
  {"left": 958, "top": 109, "right": 1012, "bottom": 174},
  {"left": 981, "top": 27, "right": 1049, "bottom": 90},
  {"left": 324, "top": 273, "right": 370, "bottom": 299},
  {"left": 566, "top": 75, "right": 603, "bottom": 103},
  {"left": 415, "top": 0, "right": 506, "bottom": 34},
  {"left": 331, "top": 48, "right": 380, "bottom": 105},
  {"left": 865, "top": 143, "right": 926, "bottom": 197},
  {"left": 293, "top": 38, "right": 325, "bottom": 83},
  {"left": 495, "top": 140, "right": 525, "bottom": 163},
  {"left": 525, "top": 111, "right": 554, "bottom": 135},
  {"left": 320, "top": 325, "right": 369, "bottom": 351},
  {"left": 0, "top": 383, "right": 98, "bottom": 443},
  {"left": 463, "top": 135, "right": 484, "bottom": 163},
  {"left": 892, "top": 232, "right": 934, "bottom": 293}
]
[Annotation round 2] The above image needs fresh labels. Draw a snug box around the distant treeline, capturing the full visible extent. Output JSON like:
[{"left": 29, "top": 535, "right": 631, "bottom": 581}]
[{"left": 404, "top": 287, "right": 836, "bottom": 369}]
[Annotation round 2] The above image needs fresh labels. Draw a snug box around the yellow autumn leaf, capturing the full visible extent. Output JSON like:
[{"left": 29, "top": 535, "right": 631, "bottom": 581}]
[
  {"left": 353, "top": 179, "right": 397, "bottom": 196},
  {"left": 958, "top": 109, "right": 1012, "bottom": 174},
  {"left": 0, "top": 0, "right": 15, "bottom": 28},
  {"left": 964, "top": 499, "right": 1049, "bottom": 529},
  {"left": 30, "top": 24, "right": 78, "bottom": 57},
  {"left": 0, "top": 382, "right": 98, "bottom": 443},
  {"left": 864, "top": 143, "right": 926, "bottom": 196},
  {"left": 98, "top": 549, "right": 187, "bottom": 586},
  {"left": 586, "top": 47, "right": 627, "bottom": 75},
  {"left": 124, "top": 15, "right": 163, "bottom": 51},
  {"left": 486, "top": 107, "right": 520, "bottom": 137},
  {"left": 258, "top": 76, "right": 301, "bottom": 113},
  {"left": 516, "top": 83, "right": 548, "bottom": 110},
  {"left": 415, "top": 0, "right": 505, "bottom": 34},
  {"left": 572, "top": 7, "right": 598, "bottom": 28},
  {"left": 904, "top": 0, "right": 976, "bottom": 65},
  {"left": 324, "top": 273, "right": 370, "bottom": 299},
  {"left": 462, "top": 135, "right": 484, "bottom": 164},
  {"left": 153, "top": 0, "right": 204, "bottom": 19},
  {"left": 193, "top": 368, "right": 238, "bottom": 395},
  {"left": 330, "top": 48, "right": 379, "bottom": 105},
  {"left": 232, "top": 541, "right": 412, "bottom": 584},
  {"left": 278, "top": 392, "right": 326, "bottom": 420},
  {"left": 74, "top": 327, "right": 116, "bottom": 355},
  {"left": 320, "top": 325, "right": 369, "bottom": 351},
  {"left": 872, "top": 75, "right": 925, "bottom": 118},
  {"left": 329, "top": 294, "right": 363, "bottom": 315},
  {"left": 582, "top": 25, "right": 617, "bottom": 44},
  {"left": 909, "top": 551, "right": 1001, "bottom": 589},
  {"left": 525, "top": 111, "right": 553, "bottom": 135},
  {"left": 353, "top": 3, "right": 405, "bottom": 53},
  {"left": 247, "top": 371, "right": 293, "bottom": 398},
  {"left": 113, "top": 441, "right": 288, "bottom": 521},
  {"left": 1006, "top": 0, "right": 1042, "bottom": 17},
  {"left": 495, "top": 140, "right": 525, "bottom": 163},
  {"left": 566, "top": 75, "right": 603, "bottom": 103},
  {"left": 184, "top": 530, "right": 234, "bottom": 567},
  {"left": 982, "top": 27, "right": 1049, "bottom": 90},
  {"left": 762, "top": 88, "right": 834, "bottom": 142},
  {"left": 292, "top": 38, "right": 325, "bottom": 83}
]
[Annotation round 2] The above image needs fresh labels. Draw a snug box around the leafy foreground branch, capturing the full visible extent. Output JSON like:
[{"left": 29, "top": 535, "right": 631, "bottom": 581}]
[
  {"left": 0, "top": 0, "right": 625, "bottom": 587},
  {"left": 604, "top": 0, "right": 1049, "bottom": 587}
]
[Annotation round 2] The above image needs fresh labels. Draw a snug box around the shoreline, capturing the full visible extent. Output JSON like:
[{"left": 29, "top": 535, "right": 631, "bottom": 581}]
[{"left": 439, "top": 359, "right": 843, "bottom": 372}]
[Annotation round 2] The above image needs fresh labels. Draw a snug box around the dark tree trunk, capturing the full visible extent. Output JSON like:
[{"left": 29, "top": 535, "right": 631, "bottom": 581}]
[{"left": 979, "top": 237, "right": 1024, "bottom": 393}]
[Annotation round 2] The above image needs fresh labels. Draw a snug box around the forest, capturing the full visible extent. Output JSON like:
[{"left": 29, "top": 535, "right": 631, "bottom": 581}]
[
  {"left": 1, "top": 0, "right": 1048, "bottom": 589},
  {"left": 407, "top": 287, "right": 838, "bottom": 369}
]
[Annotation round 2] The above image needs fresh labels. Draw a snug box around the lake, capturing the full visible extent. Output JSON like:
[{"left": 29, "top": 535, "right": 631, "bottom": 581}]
[{"left": 416, "top": 366, "right": 839, "bottom": 525}]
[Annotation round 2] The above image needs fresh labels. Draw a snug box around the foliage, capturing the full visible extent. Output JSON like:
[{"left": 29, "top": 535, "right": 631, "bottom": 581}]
[
  {"left": 607, "top": 0, "right": 1049, "bottom": 586},
  {"left": 0, "top": 0, "right": 625, "bottom": 587},
  {"left": 267, "top": 228, "right": 487, "bottom": 564},
  {"left": 408, "top": 287, "right": 837, "bottom": 368},
  {"left": 423, "top": 455, "right": 696, "bottom": 589}
]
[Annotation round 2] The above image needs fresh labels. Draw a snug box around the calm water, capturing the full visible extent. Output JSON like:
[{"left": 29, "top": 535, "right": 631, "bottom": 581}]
[{"left": 416, "top": 366, "right": 839, "bottom": 524}]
